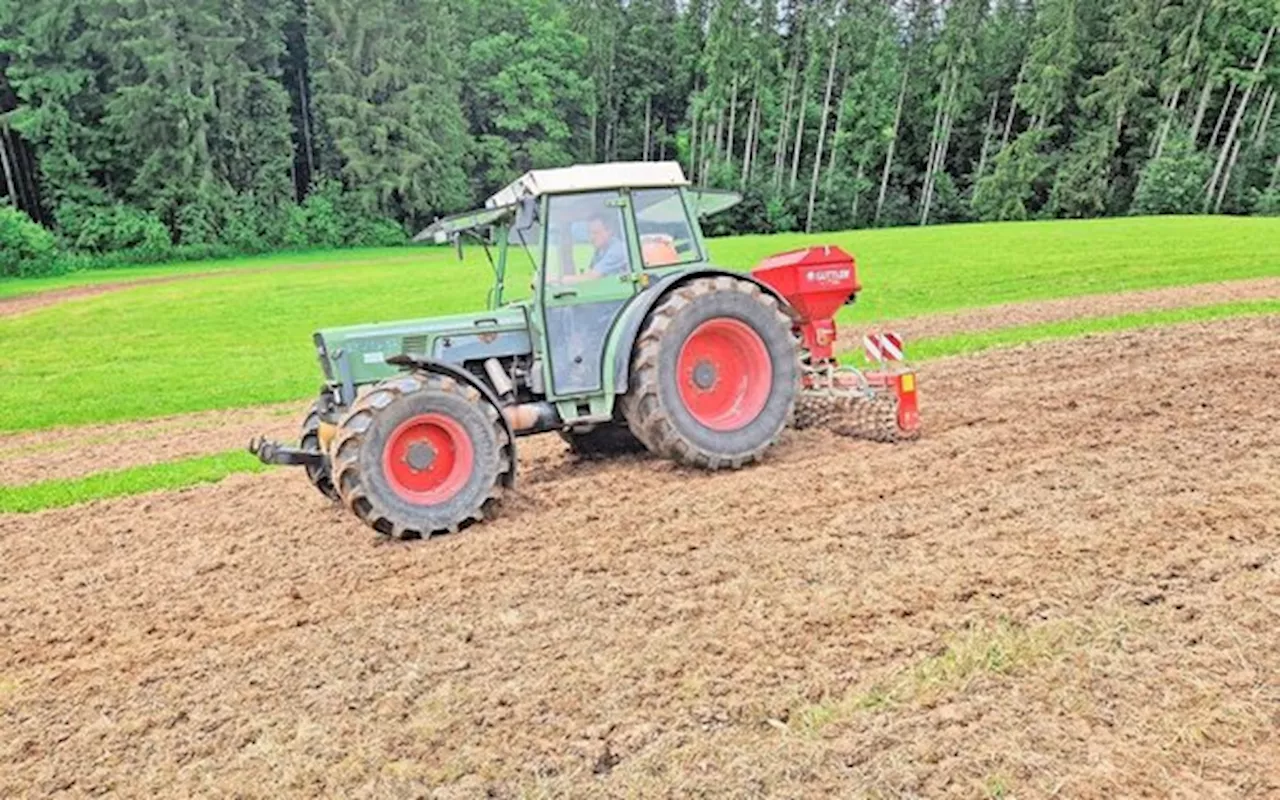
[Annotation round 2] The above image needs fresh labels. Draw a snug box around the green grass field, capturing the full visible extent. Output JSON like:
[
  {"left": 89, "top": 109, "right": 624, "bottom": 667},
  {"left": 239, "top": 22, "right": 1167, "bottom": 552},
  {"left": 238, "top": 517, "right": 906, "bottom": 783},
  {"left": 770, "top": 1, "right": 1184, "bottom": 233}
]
[
  {"left": 0, "top": 247, "right": 425, "bottom": 299},
  {"left": 1, "top": 216, "right": 1277, "bottom": 433},
  {"left": 0, "top": 451, "right": 270, "bottom": 513}
]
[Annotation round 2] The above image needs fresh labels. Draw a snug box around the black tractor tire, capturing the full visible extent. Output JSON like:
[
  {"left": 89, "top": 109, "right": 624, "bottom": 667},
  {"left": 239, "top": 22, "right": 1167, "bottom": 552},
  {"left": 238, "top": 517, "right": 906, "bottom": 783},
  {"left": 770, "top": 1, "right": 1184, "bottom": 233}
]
[
  {"left": 329, "top": 372, "right": 513, "bottom": 539},
  {"left": 620, "top": 276, "right": 798, "bottom": 469},
  {"left": 559, "top": 423, "right": 646, "bottom": 459},
  {"left": 300, "top": 399, "right": 340, "bottom": 501}
]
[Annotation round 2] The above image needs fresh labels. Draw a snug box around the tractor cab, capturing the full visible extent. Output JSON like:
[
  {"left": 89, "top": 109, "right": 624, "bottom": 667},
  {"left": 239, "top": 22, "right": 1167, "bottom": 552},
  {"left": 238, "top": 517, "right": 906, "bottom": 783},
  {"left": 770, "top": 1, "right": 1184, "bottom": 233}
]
[{"left": 408, "top": 162, "right": 740, "bottom": 411}]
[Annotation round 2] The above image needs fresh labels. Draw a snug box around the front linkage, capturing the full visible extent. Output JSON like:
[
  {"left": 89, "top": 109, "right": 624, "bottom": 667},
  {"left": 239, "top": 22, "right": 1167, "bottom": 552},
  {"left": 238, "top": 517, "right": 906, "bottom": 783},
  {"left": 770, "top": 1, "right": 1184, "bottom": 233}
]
[{"left": 247, "top": 436, "right": 324, "bottom": 467}]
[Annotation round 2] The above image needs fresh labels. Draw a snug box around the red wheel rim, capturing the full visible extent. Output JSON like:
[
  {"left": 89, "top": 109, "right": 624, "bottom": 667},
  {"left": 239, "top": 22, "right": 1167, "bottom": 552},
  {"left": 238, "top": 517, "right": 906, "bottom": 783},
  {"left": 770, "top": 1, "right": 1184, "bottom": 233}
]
[
  {"left": 676, "top": 318, "right": 773, "bottom": 431},
  {"left": 381, "top": 413, "right": 474, "bottom": 504}
]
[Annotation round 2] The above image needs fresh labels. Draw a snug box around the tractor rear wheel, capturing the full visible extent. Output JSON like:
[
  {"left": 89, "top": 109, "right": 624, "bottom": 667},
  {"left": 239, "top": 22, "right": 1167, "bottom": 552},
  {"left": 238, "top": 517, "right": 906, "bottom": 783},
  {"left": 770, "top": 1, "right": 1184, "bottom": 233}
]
[
  {"left": 301, "top": 398, "right": 339, "bottom": 501},
  {"left": 559, "top": 423, "right": 646, "bottom": 459},
  {"left": 621, "top": 276, "right": 797, "bottom": 469},
  {"left": 330, "top": 372, "right": 513, "bottom": 539}
]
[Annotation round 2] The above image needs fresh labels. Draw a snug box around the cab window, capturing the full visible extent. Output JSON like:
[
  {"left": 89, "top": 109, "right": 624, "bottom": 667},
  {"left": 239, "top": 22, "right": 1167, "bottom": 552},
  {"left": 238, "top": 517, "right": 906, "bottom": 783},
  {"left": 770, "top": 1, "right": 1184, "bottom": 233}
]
[
  {"left": 544, "top": 191, "right": 632, "bottom": 283},
  {"left": 633, "top": 188, "right": 700, "bottom": 268}
]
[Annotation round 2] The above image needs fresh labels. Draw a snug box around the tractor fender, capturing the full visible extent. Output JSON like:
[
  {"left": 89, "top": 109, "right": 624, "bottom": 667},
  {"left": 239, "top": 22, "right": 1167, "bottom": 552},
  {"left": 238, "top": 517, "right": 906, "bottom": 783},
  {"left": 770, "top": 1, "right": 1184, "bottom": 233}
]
[
  {"left": 607, "top": 268, "right": 791, "bottom": 396},
  {"left": 384, "top": 354, "right": 517, "bottom": 488}
]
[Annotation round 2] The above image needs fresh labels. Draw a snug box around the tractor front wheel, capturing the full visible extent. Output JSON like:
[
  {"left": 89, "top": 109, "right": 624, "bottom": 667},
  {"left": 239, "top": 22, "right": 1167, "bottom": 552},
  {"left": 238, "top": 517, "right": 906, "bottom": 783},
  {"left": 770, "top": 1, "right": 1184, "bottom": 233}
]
[
  {"left": 300, "top": 398, "right": 340, "bottom": 501},
  {"left": 330, "top": 372, "right": 513, "bottom": 539},
  {"left": 621, "top": 276, "right": 798, "bottom": 469}
]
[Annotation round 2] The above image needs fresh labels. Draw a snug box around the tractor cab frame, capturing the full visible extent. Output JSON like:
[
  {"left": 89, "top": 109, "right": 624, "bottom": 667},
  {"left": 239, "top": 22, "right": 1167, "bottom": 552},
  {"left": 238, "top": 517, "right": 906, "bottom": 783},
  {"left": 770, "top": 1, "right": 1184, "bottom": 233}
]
[{"left": 317, "top": 162, "right": 750, "bottom": 430}]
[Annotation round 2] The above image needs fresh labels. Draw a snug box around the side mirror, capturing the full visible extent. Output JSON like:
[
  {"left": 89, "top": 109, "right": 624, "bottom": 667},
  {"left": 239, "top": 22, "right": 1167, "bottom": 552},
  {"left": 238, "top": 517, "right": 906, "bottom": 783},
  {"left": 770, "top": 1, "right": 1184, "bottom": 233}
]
[{"left": 516, "top": 196, "right": 536, "bottom": 231}]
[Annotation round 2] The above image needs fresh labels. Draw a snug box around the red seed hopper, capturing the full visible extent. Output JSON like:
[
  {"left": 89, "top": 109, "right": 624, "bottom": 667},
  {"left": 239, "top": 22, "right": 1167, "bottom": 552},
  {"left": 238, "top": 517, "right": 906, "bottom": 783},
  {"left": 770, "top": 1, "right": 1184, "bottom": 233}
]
[
  {"left": 752, "top": 245, "right": 919, "bottom": 441},
  {"left": 751, "top": 245, "right": 860, "bottom": 361}
]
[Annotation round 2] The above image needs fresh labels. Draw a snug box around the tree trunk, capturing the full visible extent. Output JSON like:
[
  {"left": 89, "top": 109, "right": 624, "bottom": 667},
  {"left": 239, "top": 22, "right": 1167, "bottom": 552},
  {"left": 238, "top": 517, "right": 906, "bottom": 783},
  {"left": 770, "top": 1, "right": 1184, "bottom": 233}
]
[
  {"left": 923, "top": 103, "right": 956, "bottom": 227},
  {"left": 1189, "top": 78, "right": 1214, "bottom": 144},
  {"left": 919, "top": 75, "right": 947, "bottom": 222},
  {"left": 1207, "top": 25, "right": 1274, "bottom": 211},
  {"left": 0, "top": 125, "right": 16, "bottom": 206},
  {"left": 1216, "top": 135, "right": 1245, "bottom": 212},
  {"left": 774, "top": 61, "right": 798, "bottom": 189},
  {"left": 921, "top": 67, "right": 957, "bottom": 226},
  {"left": 789, "top": 71, "right": 809, "bottom": 192},
  {"left": 850, "top": 162, "right": 865, "bottom": 226},
  {"left": 806, "top": 33, "right": 840, "bottom": 233},
  {"left": 1000, "top": 64, "right": 1026, "bottom": 151},
  {"left": 1249, "top": 86, "right": 1275, "bottom": 147},
  {"left": 714, "top": 110, "right": 724, "bottom": 162},
  {"left": 702, "top": 121, "right": 714, "bottom": 183},
  {"left": 1153, "top": 87, "right": 1182, "bottom": 159},
  {"left": 826, "top": 74, "right": 849, "bottom": 189},
  {"left": 725, "top": 76, "right": 739, "bottom": 168},
  {"left": 689, "top": 98, "right": 700, "bottom": 179},
  {"left": 1209, "top": 82, "right": 1238, "bottom": 150},
  {"left": 741, "top": 78, "right": 760, "bottom": 186},
  {"left": 643, "top": 95, "right": 652, "bottom": 161},
  {"left": 875, "top": 67, "right": 910, "bottom": 226},
  {"left": 975, "top": 90, "right": 1001, "bottom": 183},
  {"left": 590, "top": 109, "right": 599, "bottom": 162}
]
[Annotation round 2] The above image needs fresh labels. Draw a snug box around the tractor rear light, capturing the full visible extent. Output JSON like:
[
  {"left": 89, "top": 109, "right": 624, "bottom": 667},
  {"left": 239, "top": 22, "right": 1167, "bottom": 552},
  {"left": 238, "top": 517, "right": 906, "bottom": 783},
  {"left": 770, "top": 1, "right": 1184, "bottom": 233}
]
[{"left": 894, "top": 371, "right": 920, "bottom": 433}]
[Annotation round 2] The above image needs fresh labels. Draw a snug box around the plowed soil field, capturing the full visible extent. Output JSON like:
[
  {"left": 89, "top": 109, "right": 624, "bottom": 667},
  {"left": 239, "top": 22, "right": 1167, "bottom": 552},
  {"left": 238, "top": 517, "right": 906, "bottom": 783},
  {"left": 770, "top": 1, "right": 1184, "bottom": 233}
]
[{"left": 3, "top": 316, "right": 1279, "bottom": 798}]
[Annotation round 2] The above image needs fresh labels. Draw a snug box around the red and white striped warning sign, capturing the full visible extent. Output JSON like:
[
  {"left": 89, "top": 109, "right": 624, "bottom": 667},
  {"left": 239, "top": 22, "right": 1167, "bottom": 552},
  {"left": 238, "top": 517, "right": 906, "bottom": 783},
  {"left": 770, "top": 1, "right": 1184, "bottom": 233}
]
[{"left": 863, "top": 331, "right": 905, "bottom": 362}]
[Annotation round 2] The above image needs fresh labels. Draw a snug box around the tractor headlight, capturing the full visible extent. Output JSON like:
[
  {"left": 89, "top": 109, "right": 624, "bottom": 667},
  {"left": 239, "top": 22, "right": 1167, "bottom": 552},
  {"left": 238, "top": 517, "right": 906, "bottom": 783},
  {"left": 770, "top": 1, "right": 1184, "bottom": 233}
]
[{"left": 314, "top": 333, "right": 334, "bottom": 380}]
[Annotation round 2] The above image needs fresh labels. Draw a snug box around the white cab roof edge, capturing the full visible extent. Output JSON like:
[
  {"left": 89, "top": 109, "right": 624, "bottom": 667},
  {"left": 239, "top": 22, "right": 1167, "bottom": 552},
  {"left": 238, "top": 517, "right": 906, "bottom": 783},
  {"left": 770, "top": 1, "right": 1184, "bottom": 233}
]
[{"left": 485, "top": 161, "right": 688, "bottom": 208}]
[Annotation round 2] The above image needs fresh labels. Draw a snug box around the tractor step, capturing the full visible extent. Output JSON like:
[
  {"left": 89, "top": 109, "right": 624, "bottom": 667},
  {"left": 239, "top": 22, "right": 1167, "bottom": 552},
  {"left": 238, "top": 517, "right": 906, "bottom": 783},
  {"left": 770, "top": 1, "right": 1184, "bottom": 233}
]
[{"left": 248, "top": 437, "right": 325, "bottom": 467}]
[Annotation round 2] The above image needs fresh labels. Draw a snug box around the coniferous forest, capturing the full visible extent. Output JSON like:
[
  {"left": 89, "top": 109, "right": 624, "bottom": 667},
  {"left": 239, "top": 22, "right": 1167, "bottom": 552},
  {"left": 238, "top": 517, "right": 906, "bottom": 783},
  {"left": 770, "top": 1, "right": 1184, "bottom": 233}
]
[{"left": 1, "top": 0, "right": 1278, "bottom": 276}]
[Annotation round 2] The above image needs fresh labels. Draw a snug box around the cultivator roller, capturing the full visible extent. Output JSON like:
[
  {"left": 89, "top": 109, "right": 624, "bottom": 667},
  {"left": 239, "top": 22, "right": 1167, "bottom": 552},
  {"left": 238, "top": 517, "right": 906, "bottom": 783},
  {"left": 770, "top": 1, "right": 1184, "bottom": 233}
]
[{"left": 751, "top": 247, "right": 921, "bottom": 443}]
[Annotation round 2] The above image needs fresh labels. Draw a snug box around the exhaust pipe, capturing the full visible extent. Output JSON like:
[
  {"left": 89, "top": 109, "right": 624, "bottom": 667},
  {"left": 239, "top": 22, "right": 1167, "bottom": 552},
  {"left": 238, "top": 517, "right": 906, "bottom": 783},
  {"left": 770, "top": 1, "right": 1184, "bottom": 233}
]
[{"left": 502, "top": 402, "right": 561, "bottom": 435}]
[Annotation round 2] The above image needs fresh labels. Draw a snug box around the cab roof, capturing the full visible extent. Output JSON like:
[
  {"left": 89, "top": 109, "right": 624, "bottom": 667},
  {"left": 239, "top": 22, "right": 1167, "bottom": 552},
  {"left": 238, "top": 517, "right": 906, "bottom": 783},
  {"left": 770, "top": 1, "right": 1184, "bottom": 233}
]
[
  {"left": 485, "top": 161, "right": 688, "bottom": 208},
  {"left": 415, "top": 162, "right": 736, "bottom": 243}
]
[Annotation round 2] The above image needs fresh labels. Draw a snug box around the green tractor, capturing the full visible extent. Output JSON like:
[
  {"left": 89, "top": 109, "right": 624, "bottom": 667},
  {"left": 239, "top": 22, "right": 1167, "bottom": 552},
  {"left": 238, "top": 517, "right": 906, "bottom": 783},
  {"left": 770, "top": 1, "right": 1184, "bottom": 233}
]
[{"left": 250, "top": 162, "right": 916, "bottom": 538}]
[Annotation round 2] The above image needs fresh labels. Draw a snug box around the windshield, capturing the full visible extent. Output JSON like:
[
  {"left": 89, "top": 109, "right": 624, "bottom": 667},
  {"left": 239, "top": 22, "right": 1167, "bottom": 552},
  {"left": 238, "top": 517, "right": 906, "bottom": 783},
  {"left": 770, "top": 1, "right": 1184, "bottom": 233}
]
[{"left": 633, "top": 188, "right": 700, "bottom": 267}]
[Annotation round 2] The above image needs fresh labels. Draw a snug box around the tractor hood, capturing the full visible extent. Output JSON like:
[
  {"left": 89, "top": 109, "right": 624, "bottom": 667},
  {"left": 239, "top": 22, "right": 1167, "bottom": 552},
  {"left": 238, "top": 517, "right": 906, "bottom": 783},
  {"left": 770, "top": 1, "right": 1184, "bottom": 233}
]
[{"left": 314, "top": 307, "right": 533, "bottom": 393}]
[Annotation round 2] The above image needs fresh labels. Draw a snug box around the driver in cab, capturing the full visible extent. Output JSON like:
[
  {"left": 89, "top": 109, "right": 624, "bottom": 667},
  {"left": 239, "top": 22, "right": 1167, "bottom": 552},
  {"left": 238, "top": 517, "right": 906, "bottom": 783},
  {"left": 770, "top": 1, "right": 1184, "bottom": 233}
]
[{"left": 554, "top": 215, "right": 628, "bottom": 284}]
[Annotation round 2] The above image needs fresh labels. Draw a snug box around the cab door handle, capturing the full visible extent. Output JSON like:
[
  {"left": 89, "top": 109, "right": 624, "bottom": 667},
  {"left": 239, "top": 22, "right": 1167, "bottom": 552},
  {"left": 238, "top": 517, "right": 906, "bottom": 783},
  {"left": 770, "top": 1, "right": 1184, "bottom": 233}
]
[{"left": 552, "top": 289, "right": 578, "bottom": 299}]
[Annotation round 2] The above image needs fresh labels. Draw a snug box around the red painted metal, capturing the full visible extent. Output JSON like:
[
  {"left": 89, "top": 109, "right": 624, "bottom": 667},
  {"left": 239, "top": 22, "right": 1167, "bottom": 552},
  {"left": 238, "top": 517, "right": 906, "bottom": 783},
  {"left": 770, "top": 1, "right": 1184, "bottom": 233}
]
[
  {"left": 750, "top": 245, "right": 860, "bottom": 361},
  {"left": 382, "top": 412, "right": 475, "bottom": 504},
  {"left": 677, "top": 318, "right": 773, "bottom": 431},
  {"left": 866, "top": 370, "right": 921, "bottom": 434}
]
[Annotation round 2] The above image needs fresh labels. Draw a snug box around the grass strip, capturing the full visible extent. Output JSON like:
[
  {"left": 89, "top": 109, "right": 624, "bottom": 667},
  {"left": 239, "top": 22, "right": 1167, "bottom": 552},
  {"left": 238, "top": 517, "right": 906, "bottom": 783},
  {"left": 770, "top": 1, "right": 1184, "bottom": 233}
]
[
  {"left": 2, "top": 298, "right": 1276, "bottom": 513},
  {"left": 842, "top": 298, "right": 1280, "bottom": 365},
  {"left": 0, "top": 450, "right": 271, "bottom": 514}
]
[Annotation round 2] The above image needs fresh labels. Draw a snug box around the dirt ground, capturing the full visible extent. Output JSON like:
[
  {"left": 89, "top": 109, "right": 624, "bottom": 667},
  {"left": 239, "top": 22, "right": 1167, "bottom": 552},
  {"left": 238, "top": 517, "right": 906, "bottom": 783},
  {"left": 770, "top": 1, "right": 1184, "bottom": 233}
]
[
  {"left": 2, "top": 315, "right": 1277, "bottom": 798},
  {"left": 0, "top": 404, "right": 299, "bottom": 487}
]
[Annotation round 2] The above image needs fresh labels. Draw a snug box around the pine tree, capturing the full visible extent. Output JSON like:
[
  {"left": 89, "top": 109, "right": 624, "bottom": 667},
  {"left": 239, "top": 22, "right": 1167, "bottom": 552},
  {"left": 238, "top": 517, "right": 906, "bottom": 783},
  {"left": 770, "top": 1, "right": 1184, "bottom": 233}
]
[{"left": 310, "top": 0, "right": 471, "bottom": 225}]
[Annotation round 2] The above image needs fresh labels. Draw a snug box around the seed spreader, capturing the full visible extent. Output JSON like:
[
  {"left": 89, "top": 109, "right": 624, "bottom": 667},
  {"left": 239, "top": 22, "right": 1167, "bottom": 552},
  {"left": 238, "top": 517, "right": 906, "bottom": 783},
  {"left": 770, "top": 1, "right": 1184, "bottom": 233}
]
[{"left": 752, "top": 246, "right": 920, "bottom": 441}]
